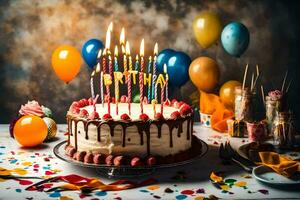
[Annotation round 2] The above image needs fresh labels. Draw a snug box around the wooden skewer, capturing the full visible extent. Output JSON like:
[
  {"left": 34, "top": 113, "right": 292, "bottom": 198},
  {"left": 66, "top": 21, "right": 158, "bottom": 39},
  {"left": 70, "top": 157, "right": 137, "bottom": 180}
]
[
  {"left": 250, "top": 73, "right": 254, "bottom": 91},
  {"left": 242, "top": 64, "right": 249, "bottom": 90},
  {"left": 261, "top": 85, "right": 265, "bottom": 105},
  {"left": 281, "top": 71, "right": 288, "bottom": 92},
  {"left": 286, "top": 79, "right": 293, "bottom": 93},
  {"left": 252, "top": 64, "right": 260, "bottom": 91}
]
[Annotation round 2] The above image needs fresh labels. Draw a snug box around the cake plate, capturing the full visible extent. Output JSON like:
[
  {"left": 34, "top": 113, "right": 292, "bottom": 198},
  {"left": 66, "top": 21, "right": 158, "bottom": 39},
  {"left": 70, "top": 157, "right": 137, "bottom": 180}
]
[{"left": 53, "top": 137, "right": 208, "bottom": 178}]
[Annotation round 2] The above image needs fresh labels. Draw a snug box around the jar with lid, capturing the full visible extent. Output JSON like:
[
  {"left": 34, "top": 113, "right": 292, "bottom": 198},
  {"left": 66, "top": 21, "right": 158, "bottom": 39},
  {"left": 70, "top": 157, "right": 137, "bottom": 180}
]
[{"left": 272, "top": 112, "right": 295, "bottom": 149}]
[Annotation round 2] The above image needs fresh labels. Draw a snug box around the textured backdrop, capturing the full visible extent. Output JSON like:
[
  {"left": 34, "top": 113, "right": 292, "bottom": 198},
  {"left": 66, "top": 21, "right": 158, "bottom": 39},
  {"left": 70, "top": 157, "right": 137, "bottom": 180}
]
[{"left": 0, "top": 0, "right": 299, "bottom": 126}]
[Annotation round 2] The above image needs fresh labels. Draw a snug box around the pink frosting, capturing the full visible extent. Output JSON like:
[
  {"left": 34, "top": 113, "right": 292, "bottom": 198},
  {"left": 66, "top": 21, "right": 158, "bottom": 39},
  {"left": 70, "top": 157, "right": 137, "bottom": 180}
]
[{"left": 19, "top": 100, "right": 44, "bottom": 117}]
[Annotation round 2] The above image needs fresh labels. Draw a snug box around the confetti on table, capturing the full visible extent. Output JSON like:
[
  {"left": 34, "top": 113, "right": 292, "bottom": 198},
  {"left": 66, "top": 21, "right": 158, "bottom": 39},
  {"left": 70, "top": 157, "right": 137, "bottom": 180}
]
[{"left": 147, "top": 185, "right": 160, "bottom": 190}]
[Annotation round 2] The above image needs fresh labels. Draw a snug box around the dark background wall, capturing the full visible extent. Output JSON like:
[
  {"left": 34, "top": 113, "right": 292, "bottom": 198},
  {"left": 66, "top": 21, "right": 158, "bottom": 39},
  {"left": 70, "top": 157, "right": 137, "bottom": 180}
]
[{"left": 0, "top": 0, "right": 299, "bottom": 126}]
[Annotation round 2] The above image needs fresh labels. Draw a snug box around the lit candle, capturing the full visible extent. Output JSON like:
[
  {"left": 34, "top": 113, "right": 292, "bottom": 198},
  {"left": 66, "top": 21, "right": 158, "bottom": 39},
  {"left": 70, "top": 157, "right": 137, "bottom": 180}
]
[
  {"left": 126, "top": 41, "right": 133, "bottom": 71},
  {"left": 147, "top": 56, "right": 152, "bottom": 102},
  {"left": 114, "top": 46, "right": 118, "bottom": 71},
  {"left": 139, "top": 39, "right": 145, "bottom": 114},
  {"left": 160, "top": 81, "right": 165, "bottom": 115},
  {"left": 104, "top": 22, "right": 113, "bottom": 114},
  {"left": 164, "top": 63, "right": 169, "bottom": 100},
  {"left": 152, "top": 43, "right": 158, "bottom": 100},
  {"left": 90, "top": 70, "right": 95, "bottom": 99},
  {"left": 135, "top": 55, "right": 139, "bottom": 71},
  {"left": 114, "top": 46, "right": 119, "bottom": 115},
  {"left": 96, "top": 50, "right": 103, "bottom": 105},
  {"left": 126, "top": 42, "right": 132, "bottom": 114}
]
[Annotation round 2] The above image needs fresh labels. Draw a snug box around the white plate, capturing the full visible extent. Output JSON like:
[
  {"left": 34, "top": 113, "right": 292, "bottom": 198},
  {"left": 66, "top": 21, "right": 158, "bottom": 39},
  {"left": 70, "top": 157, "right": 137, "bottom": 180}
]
[{"left": 253, "top": 165, "right": 300, "bottom": 185}]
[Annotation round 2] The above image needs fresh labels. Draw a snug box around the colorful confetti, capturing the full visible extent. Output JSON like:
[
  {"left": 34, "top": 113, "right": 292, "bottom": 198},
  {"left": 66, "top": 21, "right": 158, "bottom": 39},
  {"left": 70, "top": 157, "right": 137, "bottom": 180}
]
[
  {"left": 147, "top": 185, "right": 160, "bottom": 190},
  {"left": 175, "top": 194, "right": 188, "bottom": 200}
]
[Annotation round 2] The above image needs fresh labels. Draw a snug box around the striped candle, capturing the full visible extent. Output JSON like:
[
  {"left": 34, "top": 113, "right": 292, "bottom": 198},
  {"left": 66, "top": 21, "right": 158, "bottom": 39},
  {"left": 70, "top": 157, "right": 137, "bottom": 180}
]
[
  {"left": 139, "top": 39, "right": 144, "bottom": 114},
  {"left": 147, "top": 56, "right": 152, "bottom": 102},
  {"left": 152, "top": 43, "right": 158, "bottom": 100},
  {"left": 135, "top": 55, "right": 139, "bottom": 71},
  {"left": 160, "top": 82, "right": 165, "bottom": 115}
]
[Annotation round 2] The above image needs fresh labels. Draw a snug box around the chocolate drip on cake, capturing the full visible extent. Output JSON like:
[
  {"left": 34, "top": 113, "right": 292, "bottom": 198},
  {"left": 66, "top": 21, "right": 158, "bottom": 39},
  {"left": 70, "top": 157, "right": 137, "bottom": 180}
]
[{"left": 66, "top": 113, "right": 193, "bottom": 154}]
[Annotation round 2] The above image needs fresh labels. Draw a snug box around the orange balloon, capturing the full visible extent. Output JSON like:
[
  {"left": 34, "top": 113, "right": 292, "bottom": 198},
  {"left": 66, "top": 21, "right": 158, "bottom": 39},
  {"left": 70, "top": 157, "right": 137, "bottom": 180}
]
[
  {"left": 189, "top": 57, "right": 220, "bottom": 92},
  {"left": 51, "top": 45, "right": 82, "bottom": 83},
  {"left": 219, "top": 80, "right": 241, "bottom": 108},
  {"left": 13, "top": 116, "right": 47, "bottom": 147}
]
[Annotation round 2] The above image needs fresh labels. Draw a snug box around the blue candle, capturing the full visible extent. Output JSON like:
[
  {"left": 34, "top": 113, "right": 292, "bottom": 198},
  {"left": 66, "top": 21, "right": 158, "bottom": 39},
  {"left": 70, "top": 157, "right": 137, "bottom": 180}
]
[
  {"left": 114, "top": 46, "right": 118, "bottom": 71},
  {"left": 134, "top": 55, "right": 139, "bottom": 71},
  {"left": 147, "top": 56, "right": 152, "bottom": 102}
]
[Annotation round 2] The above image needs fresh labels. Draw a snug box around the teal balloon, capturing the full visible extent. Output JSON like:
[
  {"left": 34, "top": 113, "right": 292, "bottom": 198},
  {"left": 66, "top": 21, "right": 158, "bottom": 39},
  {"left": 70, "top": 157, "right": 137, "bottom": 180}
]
[
  {"left": 156, "top": 49, "right": 176, "bottom": 72},
  {"left": 221, "top": 22, "right": 250, "bottom": 57},
  {"left": 82, "top": 39, "right": 104, "bottom": 69},
  {"left": 166, "top": 51, "right": 191, "bottom": 87}
]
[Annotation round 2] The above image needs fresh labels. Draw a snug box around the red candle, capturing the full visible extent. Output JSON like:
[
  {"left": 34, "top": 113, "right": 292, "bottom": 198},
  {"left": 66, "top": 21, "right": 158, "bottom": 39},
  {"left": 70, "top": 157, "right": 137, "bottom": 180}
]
[
  {"left": 125, "top": 42, "right": 132, "bottom": 115},
  {"left": 139, "top": 39, "right": 144, "bottom": 114},
  {"left": 160, "top": 83, "right": 165, "bottom": 115}
]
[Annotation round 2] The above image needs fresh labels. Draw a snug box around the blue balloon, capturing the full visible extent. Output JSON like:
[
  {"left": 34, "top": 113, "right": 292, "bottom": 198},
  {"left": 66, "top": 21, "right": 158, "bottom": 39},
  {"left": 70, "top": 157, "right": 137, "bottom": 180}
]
[
  {"left": 221, "top": 22, "right": 250, "bottom": 57},
  {"left": 166, "top": 51, "right": 191, "bottom": 87},
  {"left": 156, "top": 49, "right": 176, "bottom": 72},
  {"left": 82, "top": 39, "right": 104, "bottom": 69}
]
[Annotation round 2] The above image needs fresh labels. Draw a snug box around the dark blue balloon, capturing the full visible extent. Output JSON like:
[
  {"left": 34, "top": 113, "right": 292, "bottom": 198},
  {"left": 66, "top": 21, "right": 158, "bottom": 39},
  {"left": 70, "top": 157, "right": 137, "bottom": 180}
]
[
  {"left": 221, "top": 22, "right": 250, "bottom": 57},
  {"left": 166, "top": 51, "right": 191, "bottom": 87},
  {"left": 82, "top": 39, "right": 104, "bottom": 69},
  {"left": 156, "top": 49, "right": 176, "bottom": 72}
]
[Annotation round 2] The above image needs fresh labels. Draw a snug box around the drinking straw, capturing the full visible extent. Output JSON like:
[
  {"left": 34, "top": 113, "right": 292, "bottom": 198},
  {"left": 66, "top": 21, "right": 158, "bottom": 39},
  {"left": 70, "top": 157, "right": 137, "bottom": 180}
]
[
  {"left": 242, "top": 64, "right": 249, "bottom": 90},
  {"left": 281, "top": 71, "right": 288, "bottom": 92}
]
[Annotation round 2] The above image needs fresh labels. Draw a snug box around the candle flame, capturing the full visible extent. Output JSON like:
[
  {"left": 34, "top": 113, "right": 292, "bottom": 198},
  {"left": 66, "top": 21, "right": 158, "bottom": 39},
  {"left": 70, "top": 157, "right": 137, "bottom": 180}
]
[
  {"left": 135, "top": 54, "right": 139, "bottom": 61},
  {"left": 108, "top": 55, "right": 112, "bottom": 61},
  {"left": 97, "top": 49, "right": 102, "bottom": 59},
  {"left": 121, "top": 45, "right": 126, "bottom": 55},
  {"left": 140, "top": 39, "right": 144, "bottom": 57},
  {"left": 91, "top": 70, "right": 95, "bottom": 77},
  {"left": 163, "top": 64, "right": 168, "bottom": 73},
  {"left": 96, "top": 63, "right": 101, "bottom": 73},
  {"left": 120, "top": 27, "right": 125, "bottom": 45},
  {"left": 105, "top": 29, "right": 111, "bottom": 50},
  {"left": 154, "top": 43, "right": 158, "bottom": 55},
  {"left": 114, "top": 46, "right": 118, "bottom": 57},
  {"left": 108, "top": 22, "right": 113, "bottom": 32},
  {"left": 149, "top": 56, "right": 152, "bottom": 61},
  {"left": 125, "top": 41, "right": 131, "bottom": 55}
]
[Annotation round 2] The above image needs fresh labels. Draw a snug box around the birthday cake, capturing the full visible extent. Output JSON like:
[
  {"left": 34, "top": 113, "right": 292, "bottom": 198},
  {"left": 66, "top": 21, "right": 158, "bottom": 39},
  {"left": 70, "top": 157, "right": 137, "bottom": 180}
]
[{"left": 65, "top": 99, "right": 195, "bottom": 166}]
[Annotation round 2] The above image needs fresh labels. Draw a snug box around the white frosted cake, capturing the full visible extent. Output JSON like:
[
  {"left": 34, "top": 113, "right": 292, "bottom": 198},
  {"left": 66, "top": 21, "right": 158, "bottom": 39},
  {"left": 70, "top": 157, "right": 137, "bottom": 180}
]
[{"left": 65, "top": 98, "right": 197, "bottom": 166}]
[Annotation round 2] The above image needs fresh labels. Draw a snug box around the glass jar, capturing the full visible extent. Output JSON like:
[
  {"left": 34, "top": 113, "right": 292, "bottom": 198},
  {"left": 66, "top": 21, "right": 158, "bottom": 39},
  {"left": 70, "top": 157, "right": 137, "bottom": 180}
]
[
  {"left": 234, "top": 87, "right": 253, "bottom": 122},
  {"left": 265, "top": 96, "right": 278, "bottom": 135},
  {"left": 272, "top": 112, "right": 295, "bottom": 149}
]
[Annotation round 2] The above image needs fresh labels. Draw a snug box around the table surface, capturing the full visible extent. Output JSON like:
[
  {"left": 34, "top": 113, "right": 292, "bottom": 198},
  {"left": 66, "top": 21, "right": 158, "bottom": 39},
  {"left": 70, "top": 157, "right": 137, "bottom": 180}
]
[{"left": 0, "top": 123, "right": 299, "bottom": 200}]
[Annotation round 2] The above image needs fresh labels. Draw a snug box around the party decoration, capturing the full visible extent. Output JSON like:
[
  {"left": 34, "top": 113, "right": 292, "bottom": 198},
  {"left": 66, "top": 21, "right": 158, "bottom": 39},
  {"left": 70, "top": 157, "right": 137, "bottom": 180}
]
[
  {"left": 193, "top": 11, "right": 222, "bottom": 48},
  {"left": 13, "top": 115, "right": 47, "bottom": 147},
  {"left": 81, "top": 39, "right": 104, "bottom": 69},
  {"left": 156, "top": 49, "right": 175, "bottom": 72},
  {"left": 51, "top": 45, "right": 82, "bottom": 83},
  {"left": 189, "top": 57, "right": 220, "bottom": 92},
  {"left": 43, "top": 117, "right": 57, "bottom": 141},
  {"left": 166, "top": 51, "right": 191, "bottom": 87},
  {"left": 219, "top": 80, "right": 241, "bottom": 108},
  {"left": 221, "top": 22, "right": 250, "bottom": 57},
  {"left": 200, "top": 92, "right": 234, "bottom": 132}
]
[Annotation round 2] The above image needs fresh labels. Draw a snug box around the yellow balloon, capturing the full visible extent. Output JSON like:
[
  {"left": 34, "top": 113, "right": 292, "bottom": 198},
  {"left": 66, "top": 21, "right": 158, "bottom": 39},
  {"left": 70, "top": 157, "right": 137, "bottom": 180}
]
[
  {"left": 51, "top": 45, "right": 82, "bottom": 83},
  {"left": 219, "top": 80, "right": 242, "bottom": 108},
  {"left": 193, "top": 11, "right": 222, "bottom": 49}
]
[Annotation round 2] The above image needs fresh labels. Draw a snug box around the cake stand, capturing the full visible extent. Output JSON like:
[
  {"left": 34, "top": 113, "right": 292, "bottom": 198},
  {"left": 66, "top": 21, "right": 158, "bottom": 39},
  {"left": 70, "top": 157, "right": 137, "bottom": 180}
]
[{"left": 53, "top": 137, "right": 208, "bottom": 178}]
